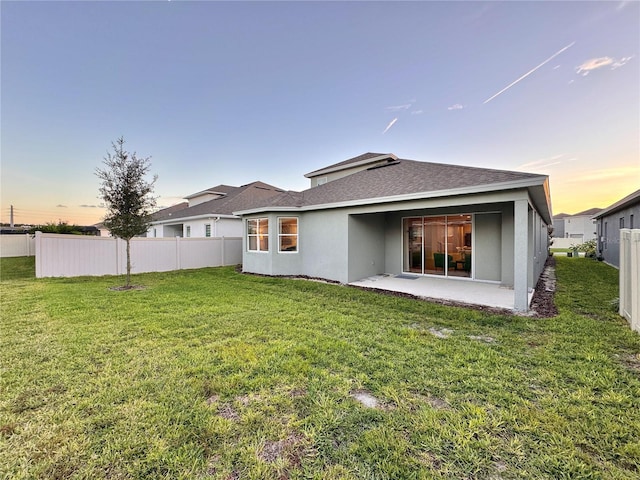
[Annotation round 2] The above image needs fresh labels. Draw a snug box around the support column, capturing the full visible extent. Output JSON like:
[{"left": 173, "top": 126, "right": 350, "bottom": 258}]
[{"left": 514, "top": 199, "right": 529, "bottom": 312}]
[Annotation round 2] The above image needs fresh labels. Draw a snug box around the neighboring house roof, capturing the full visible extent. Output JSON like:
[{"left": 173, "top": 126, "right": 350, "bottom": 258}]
[
  {"left": 573, "top": 207, "right": 602, "bottom": 216},
  {"left": 553, "top": 213, "right": 570, "bottom": 219},
  {"left": 236, "top": 155, "right": 551, "bottom": 222},
  {"left": 151, "top": 202, "right": 189, "bottom": 221},
  {"left": 593, "top": 189, "right": 640, "bottom": 219},
  {"left": 151, "top": 181, "right": 285, "bottom": 223}
]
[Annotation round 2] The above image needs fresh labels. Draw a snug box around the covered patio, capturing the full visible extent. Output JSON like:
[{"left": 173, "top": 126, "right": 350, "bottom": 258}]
[{"left": 350, "top": 274, "right": 534, "bottom": 312}]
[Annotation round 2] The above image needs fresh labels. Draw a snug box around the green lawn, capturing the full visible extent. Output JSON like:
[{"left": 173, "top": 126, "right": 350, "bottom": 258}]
[{"left": 1, "top": 257, "right": 639, "bottom": 479}]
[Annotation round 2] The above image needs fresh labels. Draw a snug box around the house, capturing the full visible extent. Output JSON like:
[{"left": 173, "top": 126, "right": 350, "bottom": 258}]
[
  {"left": 147, "top": 181, "right": 285, "bottom": 238},
  {"left": 553, "top": 208, "right": 600, "bottom": 241},
  {"left": 593, "top": 189, "right": 640, "bottom": 268},
  {"left": 234, "top": 153, "right": 552, "bottom": 313}
]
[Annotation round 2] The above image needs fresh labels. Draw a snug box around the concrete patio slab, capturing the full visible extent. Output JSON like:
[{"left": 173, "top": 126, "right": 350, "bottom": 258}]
[{"left": 350, "top": 274, "right": 534, "bottom": 312}]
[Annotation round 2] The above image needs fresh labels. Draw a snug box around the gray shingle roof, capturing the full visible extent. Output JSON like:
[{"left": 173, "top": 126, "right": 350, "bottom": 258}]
[
  {"left": 152, "top": 181, "right": 284, "bottom": 222},
  {"left": 251, "top": 157, "right": 545, "bottom": 210}
]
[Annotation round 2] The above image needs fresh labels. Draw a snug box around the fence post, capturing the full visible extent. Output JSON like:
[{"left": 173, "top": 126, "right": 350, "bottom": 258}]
[
  {"left": 176, "top": 236, "right": 181, "bottom": 270},
  {"left": 620, "top": 229, "right": 629, "bottom": 318},
  {"left": 631, "top": 230, "right": 640, "bottom": 333},
  {"left": 221, "top": 236, "right": 225, "bottom": 265},
  {"left": 35, "top": 231, "right": 42, "bottom": 278}
]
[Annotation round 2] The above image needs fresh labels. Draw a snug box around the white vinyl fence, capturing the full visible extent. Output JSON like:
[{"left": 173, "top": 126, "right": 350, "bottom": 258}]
[
  {"left": 619, "top": 229, "right": 640, "bottom": 333},
  {"left": 35, "top": 232, "right": 242, "bottom": 278},
  {"left": 0, "top": 234, "right": 35, "bottom": 257}
]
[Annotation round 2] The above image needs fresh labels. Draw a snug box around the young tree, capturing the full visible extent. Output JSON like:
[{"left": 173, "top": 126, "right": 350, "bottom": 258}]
[{"left": 96, "top": 137, "right": 157, "bottom": 287}]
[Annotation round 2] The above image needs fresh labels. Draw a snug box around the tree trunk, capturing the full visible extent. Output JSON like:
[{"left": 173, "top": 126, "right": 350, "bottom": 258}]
[{"left": 126, "top": 238, "right": 131, "bottom": 287}]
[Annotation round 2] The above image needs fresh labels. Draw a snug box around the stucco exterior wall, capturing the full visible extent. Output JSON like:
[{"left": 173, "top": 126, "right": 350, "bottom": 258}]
[
  {"left": 347, "top": 213, "right": 385, "bottom": 282},
  {"left": 564, "top": 215, "right": 597, "bottom": 241},
  {"left": 596, "top": 202, "right": 640, "bottom": 268},
  {"left": 240, "top": 188, "right": 550, "bottom": 312},
  {"left": 474, "top": 213, "right": 502, "bottom": 282}
]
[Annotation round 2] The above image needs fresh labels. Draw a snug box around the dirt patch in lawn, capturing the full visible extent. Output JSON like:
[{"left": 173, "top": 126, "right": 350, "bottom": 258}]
[
  {"left": 258, "top": 432, "right": 307, "bottom": 467},
  {"left": 109, "top": 285, "right": 146, "bottom": 291}
]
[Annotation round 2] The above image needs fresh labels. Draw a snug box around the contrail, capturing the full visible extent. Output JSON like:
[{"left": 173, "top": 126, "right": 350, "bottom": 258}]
[
  {"left": 483, "top": 41, "right": 575, "bottom": 104},
  {"left": 382, "top": 117, "right": 398, "bottom": 134}
]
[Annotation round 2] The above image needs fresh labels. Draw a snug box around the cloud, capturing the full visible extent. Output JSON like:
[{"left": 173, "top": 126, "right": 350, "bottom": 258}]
[
  {"left": 518, "top": 154, "right": 578, "bottom": 171},
  {"left": 484, "top": 42, "right": 576, "bottom": 104},
  {"left": 386, "top": 104, "right": 412, "bottom": 111},
  {"left": 565, "top": 166, "right": 640, "bottom": 183},
  {"left": 617, "top": 1, "right": 630, "bottom": 11},
  {"left": 447, "top": 104, "right": 464, "bottom": 111},
  {"left": 411, "top": 110, "right": 424, "bottom": 115},
  {"left": 79, "top": 204, "right": 105, "bottom": 208},
  {"left": 611, "top": 56, "right": 633, "bottom": 69},
  {"left": 576, "top": 57, "right": 613, "bottom": 75},
  {"left": 382, "top": 118, "right": 398, "bottom": 134},
  {"left": 56, "top": 204, "right": 68, "bottom": 208}
]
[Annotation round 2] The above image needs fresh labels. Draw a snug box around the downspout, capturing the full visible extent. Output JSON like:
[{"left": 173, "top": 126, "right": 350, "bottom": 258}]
[{"left": 213, "top": 216, "right": 220, "bottom": 237}]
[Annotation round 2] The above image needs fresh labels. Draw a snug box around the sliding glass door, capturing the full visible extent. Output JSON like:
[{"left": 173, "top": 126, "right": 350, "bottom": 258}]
[{"left": 403, "top": 215, "right": 472, "bottom": 278}]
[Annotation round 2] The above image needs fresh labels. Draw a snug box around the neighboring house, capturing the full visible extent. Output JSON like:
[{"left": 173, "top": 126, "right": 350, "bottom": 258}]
[
  {"left": 562, "top": 208, "right": 600, "bottom": 242},
  {"left": 552, "top": 213, "right": 568, "bottom": 238},
  {"left": 148, "top": 181, "right": 285, "bottom": 238},
  {"left": 593, "top": 189, "right": 640, "bottom": 268},
  {"left": 235, "top": 152, "right": 552, "bottom": 312}
]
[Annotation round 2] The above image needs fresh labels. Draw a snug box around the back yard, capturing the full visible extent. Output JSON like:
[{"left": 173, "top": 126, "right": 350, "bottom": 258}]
[{"left": 1, "top": 256, "right": 639, "bottom": 479}]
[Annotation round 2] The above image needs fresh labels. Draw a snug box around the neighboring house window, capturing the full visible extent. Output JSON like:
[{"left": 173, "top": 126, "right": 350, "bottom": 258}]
[
  {"left": 620, "top": 217, "right": 625, "bottom": 229},
  {"left": 247, "top": 218, "right": 269, "bottom": 252},
  {"left": 317, "top": 177, "right": 328, "bottom": 186},
  {"left": 186, "top": 226, "right": 191, "bottom": 238},
  {"left": 631, "top": 214, "right": 634, "bottom": 229},
  {"left": 153, "top": 228, "right": 157, "bottom": 238},
  {"left": 604, "top": 222, "right": 608, "bottom": 249},
  {"left": 278, "top": 217, "right": 298, "bottom": 252},
  {"left": 205, "top": 224, "right": 211, "bottom": 237}
]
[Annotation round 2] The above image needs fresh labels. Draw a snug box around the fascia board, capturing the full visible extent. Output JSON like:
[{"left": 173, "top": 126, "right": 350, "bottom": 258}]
[
  {"left": 151, "top": 214, "right": 238, "bottom": 225},
  {"left": 235, "top": 176, "right": 547, "bottom": 216},
  {"left": 303, "top": 154, "right": 398, "bottom": 178}
]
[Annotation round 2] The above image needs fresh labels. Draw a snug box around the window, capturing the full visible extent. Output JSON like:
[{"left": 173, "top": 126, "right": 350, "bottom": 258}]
[
  {"left": 316, "top": 177, "right": 328, "bottom": 186},
  {"left": 205, "top": 224, "right": 211, "bottom": 237},
  {"left": 278, "top": 217, "right": 298, "bottom": 252},
  {"left": 247, "top": 218, "right": 269, "bottom": 252},
  {"left": 153, "top": 228, "right": 157, "bottom": 238},
  {"left": 631, "top": 214, "right": 634, "bottom": 229},
  {"left": 620, "top": 217, "right": 625, "bottom": 229},
  {"left": 186, "top": 225, "right": 191, "bottom": 238}
]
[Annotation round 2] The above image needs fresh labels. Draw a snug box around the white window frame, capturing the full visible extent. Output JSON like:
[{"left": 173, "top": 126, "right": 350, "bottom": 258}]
[
  {"left": 247, "top": 218, "right": 269, "bottom": 252},
  {"left": 278, "top": 217, "right": 299, "bottom": 253},
  {"left": 316, "top": 177, "right": 328, "bottom": 186},
  {"left": 205, "top": 224, "right": 211, "bottom": 237},
  {"left": 186, "top": 225, "right": 191, "bottom": 238}
]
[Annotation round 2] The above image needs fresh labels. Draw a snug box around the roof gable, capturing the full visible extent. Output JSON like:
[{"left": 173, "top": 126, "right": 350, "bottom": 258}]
[{"left": 304, "top": 152, "right": 396, "bottom": 178}]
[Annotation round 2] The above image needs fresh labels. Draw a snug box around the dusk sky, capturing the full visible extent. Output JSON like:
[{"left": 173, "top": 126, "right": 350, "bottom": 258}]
[{"left": 1, "top": 1, "right": 638, "bottom": 226}]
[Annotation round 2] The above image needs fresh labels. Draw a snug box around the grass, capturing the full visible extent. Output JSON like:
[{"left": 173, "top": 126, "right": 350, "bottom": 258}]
[{"left": 1, "top": 257, "right": 639, "bottom": 479}]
